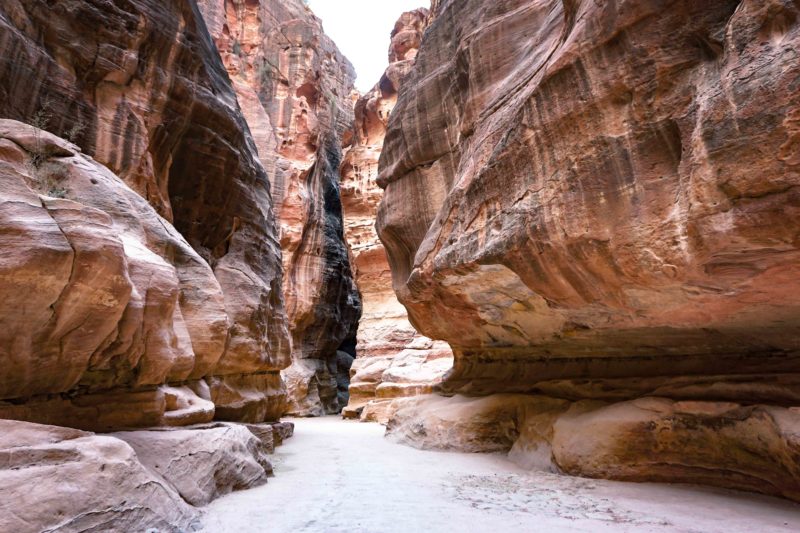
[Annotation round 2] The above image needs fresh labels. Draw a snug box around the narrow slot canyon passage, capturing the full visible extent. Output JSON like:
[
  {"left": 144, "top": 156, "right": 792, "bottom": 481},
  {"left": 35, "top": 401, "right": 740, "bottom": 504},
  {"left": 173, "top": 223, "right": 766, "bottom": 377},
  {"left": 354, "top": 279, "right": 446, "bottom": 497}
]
[
  {"left": 199, "top": 417, "right": 800, "bottom": 533},
  {"left": 1, "top": 0, "right": 800, "bottom": 531}
]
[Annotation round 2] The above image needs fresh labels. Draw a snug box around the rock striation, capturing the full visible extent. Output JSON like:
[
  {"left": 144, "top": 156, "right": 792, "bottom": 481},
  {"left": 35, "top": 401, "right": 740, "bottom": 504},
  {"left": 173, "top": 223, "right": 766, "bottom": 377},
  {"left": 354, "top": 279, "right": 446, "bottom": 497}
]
[
  {"left": 387, "top": 394, "right": 800, "bottom": 502},
  {"left": 113, "top": 423, "right": 274, "bottom": 507},
  {"left": 340, "top": 8, "right": 452, "bottom": 421},
  {"left": 0, "top": 0, "right": 291, "bottom": 426},
  {"left": 197, "top": 0, "right": 361, "bottom": 416},
  {"left": 0, "top": 420, "right": 200, "bottom": 533},
  {"left": 0, "top": 418, "right": 292, "bottom": 533},
  {"left": 377, "top": 0, "right": 800, "bottom": 499}
]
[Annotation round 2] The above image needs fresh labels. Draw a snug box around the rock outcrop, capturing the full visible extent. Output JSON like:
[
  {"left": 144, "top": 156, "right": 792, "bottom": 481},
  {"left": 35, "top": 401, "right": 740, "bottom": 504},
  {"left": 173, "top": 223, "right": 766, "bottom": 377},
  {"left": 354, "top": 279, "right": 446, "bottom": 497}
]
[
  {"left": 340, "top": 8, "right": 452, "bottom": 421},
  {"left": 377, "top": 0, "right": 800, "bottom": 499},
  {"left": 0, "top": 0, "right": 290, "bottom": 426},
  {"left": 387, "top": 394, "right": 800, "bottom": 502},
  {"left": 197, "top": 0, "right": 361, "bottom": 416},
  {"left": 378, "top": 0, "right": 800, "bottom": 402},
  {"left": 0, "top": 420, "right": 199, "bottom": 533},
  {"left": 113, "top": 423, "right": 273, "bottom": 507},
  {"left": 0, "top": 418, "right": 292, "bottom": 532}
]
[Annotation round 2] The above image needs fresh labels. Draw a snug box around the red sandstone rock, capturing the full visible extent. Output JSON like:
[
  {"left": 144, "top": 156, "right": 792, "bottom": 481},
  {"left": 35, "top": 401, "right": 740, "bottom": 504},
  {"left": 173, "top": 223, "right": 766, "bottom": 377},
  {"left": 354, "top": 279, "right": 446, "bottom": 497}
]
[
  {"left": 0, "top": 122, "right": 226, "bottom": 429},
  {"left": 197, "top": 0, "right": 361, "bottom": 416},
  {"left": 377, "top": 0, "right": 800, "bottom": 500},
  {"left": 340, "top": 8, "right": 453, "bottom": 419},
  {"left": 386, "top": 393, "right": 800, "bottom": 501},
  {"left": 377, "top": 0, "right": 800, "bottom": 404},
  {"left": 0, "top": 420, "right": 200, "bottom": 532},
  {"left": 113, "top": 423, "right": 273, "bottom": 506},
  {"left": 0, "top": 0, "right": 291, "bottom": 424}
]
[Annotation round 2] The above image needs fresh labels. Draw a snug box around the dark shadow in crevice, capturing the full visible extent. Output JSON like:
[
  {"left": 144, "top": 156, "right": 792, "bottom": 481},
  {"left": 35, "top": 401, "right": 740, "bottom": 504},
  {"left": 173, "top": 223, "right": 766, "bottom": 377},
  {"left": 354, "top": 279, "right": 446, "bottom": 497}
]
[{"left": 335, "top": 336, "right": 357, "bottom": 412}]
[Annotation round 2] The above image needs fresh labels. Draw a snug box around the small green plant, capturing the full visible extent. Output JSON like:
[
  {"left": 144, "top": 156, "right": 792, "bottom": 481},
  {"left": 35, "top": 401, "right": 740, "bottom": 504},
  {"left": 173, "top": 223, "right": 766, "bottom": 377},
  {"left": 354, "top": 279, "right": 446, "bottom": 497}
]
[
  {"left": 39, "top": 161, "right": 68, "bottom": 198},
  {"left": 324, "top": 89, "right": 339, "bottom": 118},
  {"left": 26, "top": 99, "right": 70, "bottom": 199},
  {"left": 29, "top": 98, "right": 53, "bottom": 170},
  {"left": 63, "top": 117, "right": 86, "bottom": 145},
  {"left": 257, "top": 59, "right": 272, "bottom": 82}
]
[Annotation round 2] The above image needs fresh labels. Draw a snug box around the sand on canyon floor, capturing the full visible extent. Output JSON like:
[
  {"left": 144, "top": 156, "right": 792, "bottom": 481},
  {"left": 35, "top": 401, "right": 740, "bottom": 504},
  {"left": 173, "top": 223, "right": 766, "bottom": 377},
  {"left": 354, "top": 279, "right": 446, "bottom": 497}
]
[{"left": 199, "top": 417, "right": 800, "bottom": 533}]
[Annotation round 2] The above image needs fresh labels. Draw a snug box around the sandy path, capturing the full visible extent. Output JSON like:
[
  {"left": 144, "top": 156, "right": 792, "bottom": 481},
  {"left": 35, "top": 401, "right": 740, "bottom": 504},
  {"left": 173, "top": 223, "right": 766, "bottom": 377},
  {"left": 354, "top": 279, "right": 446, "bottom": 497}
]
[{"left": 199, "top": 417, "right": 800, "bottom": 533}]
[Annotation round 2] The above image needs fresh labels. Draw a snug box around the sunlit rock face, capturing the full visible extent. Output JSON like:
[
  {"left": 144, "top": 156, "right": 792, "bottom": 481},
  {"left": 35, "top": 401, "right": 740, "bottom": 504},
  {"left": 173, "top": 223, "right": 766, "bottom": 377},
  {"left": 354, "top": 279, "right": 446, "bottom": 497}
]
[
  {"left": 196, "top": 0, "right": 362, "bottom": 416},
  {"left": 340, "top": 8, "right": 453, "bottom": 420},
  {"left": 376, "top": 0, "right": 800, "bottom": 498},
  {"left": 377, "top": 0, "right": 800, "bottom": 403},
  {"left": 0, "top": 0, "right": 291, "bottom": 426}
]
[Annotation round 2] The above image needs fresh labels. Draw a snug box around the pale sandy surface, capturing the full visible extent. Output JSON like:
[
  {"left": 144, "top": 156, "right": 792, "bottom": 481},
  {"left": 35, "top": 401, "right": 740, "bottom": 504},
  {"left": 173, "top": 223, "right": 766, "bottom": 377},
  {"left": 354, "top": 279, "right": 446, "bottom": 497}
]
[{"left": 199, "top": 417, "right": 800, "bottom": 533}]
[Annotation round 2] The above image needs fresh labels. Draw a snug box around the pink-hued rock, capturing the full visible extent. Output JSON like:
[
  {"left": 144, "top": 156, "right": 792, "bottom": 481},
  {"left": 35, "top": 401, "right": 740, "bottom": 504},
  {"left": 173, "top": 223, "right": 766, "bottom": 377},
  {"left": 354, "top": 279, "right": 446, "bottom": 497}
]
[
  {"left": 551, "top": 398, "right": 800, "bottom": 502},
  {"left": 377, "top": 0, "right": 800, "bottom": 501},
  {"left": 113, "top": 423, "right": 273, "bottom": 507},
  {"left": 340, "top": 8, "right": 453, "bottom": 419},
  {"left": 0, "top": 420, "right": 199, "bottom": 532},
  {"left": 0, "top": 417, "right": 293, "bottom": 532},
  {"left": 0, "top": 0, "right": 291, "bottom": 424},
  {"left": 196, "top": 0, "right": 361, "bottom": 416},
  {"left": 377, "top": 0, "right": 800, "bottom": 404},
  {"left": 386, "top": 394, "right": 800, "bottom": 501},
  {"left": 0, "top": 121, "right": 224, "bottom": 429}
]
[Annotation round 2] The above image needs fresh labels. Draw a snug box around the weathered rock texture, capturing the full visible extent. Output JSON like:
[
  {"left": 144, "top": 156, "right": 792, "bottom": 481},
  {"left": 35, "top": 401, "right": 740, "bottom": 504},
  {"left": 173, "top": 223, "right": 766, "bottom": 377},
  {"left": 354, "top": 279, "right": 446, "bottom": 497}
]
[
  {"left": 379, "top": 0, "right": 800, "bottom": 408},
  {"left": 0, "top": 420, "right": 199, "bottom": 533},
  {"left": 387, "top": 394, "right": 800, "bottom": 502},
  {"left": 0, "top": 418, "right": 293, "bottom": 532},
  {"left": 114, "top": 423, "right": 273, "bottom": 506},
  {"left": 377, "top": 0, "right": 800, "bottom": 499},
  {"left": 340, "top": 8, "right": 452, "bottom": 420},
  {"left": 197, "top": 0, "right": 361, "bottom": 416},
  {"left": 0, "top": 0, "right": 291, "bottom": 426}
]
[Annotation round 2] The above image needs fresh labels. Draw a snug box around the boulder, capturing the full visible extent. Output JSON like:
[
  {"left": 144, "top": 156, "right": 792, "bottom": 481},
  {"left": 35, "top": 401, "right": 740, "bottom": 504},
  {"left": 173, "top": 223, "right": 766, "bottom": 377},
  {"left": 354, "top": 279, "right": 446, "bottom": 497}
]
[{"left": 114, "top": 423, "right": 273, "bottom": 507}]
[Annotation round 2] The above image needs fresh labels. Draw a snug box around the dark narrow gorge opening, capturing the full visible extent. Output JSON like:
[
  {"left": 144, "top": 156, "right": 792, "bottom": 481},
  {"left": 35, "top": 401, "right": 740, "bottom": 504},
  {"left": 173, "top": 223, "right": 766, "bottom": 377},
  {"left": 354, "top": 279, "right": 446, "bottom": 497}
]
[
  {"left": 0, "top": 0, "right": 799, "bottom": 531},
  {"left": 335, "top": 336, "right": 357, "bottom": 411}
]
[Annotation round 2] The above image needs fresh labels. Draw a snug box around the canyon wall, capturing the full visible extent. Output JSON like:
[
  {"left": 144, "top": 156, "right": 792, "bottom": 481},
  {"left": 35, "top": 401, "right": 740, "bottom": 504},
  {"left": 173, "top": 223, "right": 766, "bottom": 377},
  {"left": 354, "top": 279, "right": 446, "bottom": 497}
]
[
  {"left": 0, "top": 0, "right": 291, "bottom": 428},
  {"left": 340, "top": 8, "right": 452, "bottom": 421},
  {"left": 0, "top": 0, "right": 301, "bottom": 529},
  {"left": 197, "top": 0, "right": 361, "bottom": 416},
  {"left": 378, "top": 0, "right": 800, "bottom": 499}
]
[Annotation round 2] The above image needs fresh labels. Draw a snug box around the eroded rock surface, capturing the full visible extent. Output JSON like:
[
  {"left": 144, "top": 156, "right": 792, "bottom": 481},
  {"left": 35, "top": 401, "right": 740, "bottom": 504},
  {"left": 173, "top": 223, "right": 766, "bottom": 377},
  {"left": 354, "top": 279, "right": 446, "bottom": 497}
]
[
  {"left": 0, "top": 420, "right": 200, "bottom": 533},
  {"left": 387, "top": 394, "right": 800, "bottom": 501},
  {"left": 196, "top": 0, "right": 361, "bottom": 416},
  {"left": 114, "top": 423, "right": 273, "bottom": 506},
  {"left": 377, "top": 0, "right": 800, "bottom": 417},
  {"left": 0, "top": 417, "right": 294, "bottom": 532},
  {"left": 0, "top": 122, "right": 223, "bottom": 429},
  {"left": 340, "top": 8, "right": 453, "bottom": 420},
  {"left": 377, "top": 0, "right": 800, "bottom": 499},
  {"left": 378, "top": 0, "right": 800, "bottom": 408},
  {"left": 0, "top": 0, "right": 291, "bottom": 425}
]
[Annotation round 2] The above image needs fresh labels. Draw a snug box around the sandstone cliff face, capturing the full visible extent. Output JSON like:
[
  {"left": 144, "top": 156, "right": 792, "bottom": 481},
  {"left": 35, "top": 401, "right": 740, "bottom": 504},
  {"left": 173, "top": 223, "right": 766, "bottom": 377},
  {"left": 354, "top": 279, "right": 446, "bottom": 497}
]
[
  {"left": 0, "top": 0, "right": 289, "bottom": 427},
  {"left": 378, "top": 0, "right": 800, "bottom": 402},
  {"left": 197, "top": 0, "right": 361, "bottom": 416},
  {"left": 340, "top": 8, "right": 452, "bottom": 420},
  {"left": 377, "top": 0, "right": 800, "bottom": 498}
]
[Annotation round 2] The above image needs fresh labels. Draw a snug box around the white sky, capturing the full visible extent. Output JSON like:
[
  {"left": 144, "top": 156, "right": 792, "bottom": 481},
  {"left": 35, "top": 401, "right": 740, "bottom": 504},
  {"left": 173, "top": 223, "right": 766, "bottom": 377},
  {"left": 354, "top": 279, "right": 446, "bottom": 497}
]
[{"left": 306, "top": 0, "right": 429, "bottom": 92}]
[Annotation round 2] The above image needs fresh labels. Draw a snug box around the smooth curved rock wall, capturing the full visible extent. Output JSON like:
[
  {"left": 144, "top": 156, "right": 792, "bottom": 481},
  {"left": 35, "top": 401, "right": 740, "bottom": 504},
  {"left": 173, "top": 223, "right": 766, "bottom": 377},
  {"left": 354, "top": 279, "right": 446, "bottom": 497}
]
[
  {"left": 377, "top": 0, "right": 800, "bottom": 404},
  {"left": 0, "top": 0, "right": 290, "bottom": 426},
  {"left": 340, "top": 8, "right": 453, "bottom": 420},
  {"left": 197, "top": 0, "right": 362, "bottom": 416}
]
